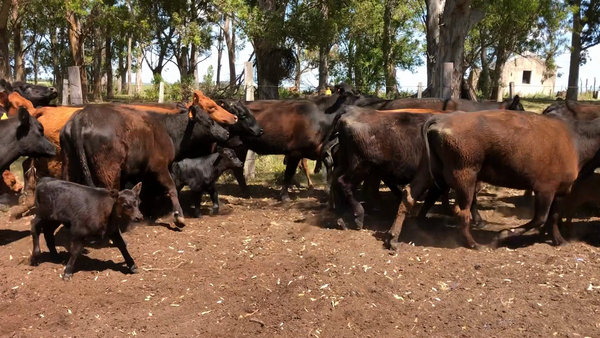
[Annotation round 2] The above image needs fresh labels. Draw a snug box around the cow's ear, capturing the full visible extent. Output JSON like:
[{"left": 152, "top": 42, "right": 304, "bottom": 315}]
[
  {"left": 132, "top": 182, "right": 142, "bottom": 196},
  {"left": 109, "top": 189, "right": 119, "bottom": 199},
  {"left": 17, "top": 107, "right": 30, "bottom": 128}
]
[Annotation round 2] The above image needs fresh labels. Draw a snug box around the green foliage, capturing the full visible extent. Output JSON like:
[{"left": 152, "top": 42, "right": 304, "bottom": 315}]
[{"left": 328, "top": 0, "right": 423, "bottom": 93}]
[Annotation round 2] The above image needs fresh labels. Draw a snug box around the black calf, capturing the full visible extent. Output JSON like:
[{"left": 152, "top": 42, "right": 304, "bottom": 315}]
[
  {"left": 29, "top": 178, "right": 143, "bottom": 280},
  {"left": 171, "top": 147, "right": 243, "bottom": 217}
]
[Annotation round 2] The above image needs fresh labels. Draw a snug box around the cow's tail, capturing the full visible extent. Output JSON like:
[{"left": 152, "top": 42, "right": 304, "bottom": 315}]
[
  {"left": 315, "top": 107, "right": 348, "bottom": 173},
  {"left": 422, "top": 115, "right": 443, "bottom": 189},
  {"left": 71, "top": 119, "right": 95, "bottom": 187}
]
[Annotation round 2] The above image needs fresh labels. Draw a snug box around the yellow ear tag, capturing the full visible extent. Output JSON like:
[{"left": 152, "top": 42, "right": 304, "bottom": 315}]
[{"left": 1, "top": 112, "right": 8, "bottom": 120}]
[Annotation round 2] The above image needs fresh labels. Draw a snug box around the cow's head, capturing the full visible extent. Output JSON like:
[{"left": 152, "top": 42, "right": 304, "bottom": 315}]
[
  {"left": 215, "top": 99, "right": 263, "bottom": 137},
  {"left": 2, "top": 170, "right": 22, "bottom": 193},
  {"left": 4, "top": 107, "right": 56, "bottom": 159},
  {"left": 499, "top": 95, "right": 524, "bottom": 111},
  {"left": 216, "top": 146, "right": 244, "bottom": 169},
  {"left": 12, "top": 81, "right": 58, "bottom": 107},
  {"left": 0, "top": 90, "right": 36, "bottom": 117},
  {"left": 188, "top": 105, "right": 230, "bottom": 142},
  {"left": 111, "top": 182, "right": 143, "bottom": 223},
  {"left": 192, "top": 90, "right": 237, "bottom": 125}
]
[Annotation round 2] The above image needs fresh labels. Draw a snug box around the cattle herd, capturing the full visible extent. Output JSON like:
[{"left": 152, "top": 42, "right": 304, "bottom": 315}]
[{"left": 1, "top": 79, "right": 600, "bottom": 281}]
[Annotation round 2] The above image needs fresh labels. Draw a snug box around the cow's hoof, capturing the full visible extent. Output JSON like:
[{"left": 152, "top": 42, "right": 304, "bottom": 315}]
[
  {"left": 355, "top": 218, "right": 364, "bottom": 230},
  {"left": 129, "top": 265, "right": 138, "bottom": 274},
  {"left": 62, "top": 272, "right": 73, "bottom": 281},
  {"left": 553, "top": 238, "right": 570, "bottom": 247},
  {"left": 174, "top": 213, "right": 186, "bottom": 227},
  {"left": 471, "top": 219, "right": 487, "bottom": 230},
  {"left": 281, "top": 195, "right": 291, "bottom": 203},
  {"left": 471, "top": 244, "right": 490, "bottom": 252},
  {"left": 336, "top": 218, "right": 348, "bottom": 230},
  {"left": 29, "top": 257, "right": 38, "bottom": 266},
  {"left": 388, "top": 240, "right": 402, "bottom": 251}
]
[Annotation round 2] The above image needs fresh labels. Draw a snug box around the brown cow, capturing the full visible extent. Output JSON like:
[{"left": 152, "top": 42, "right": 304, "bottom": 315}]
[
  {"left": 388, "top": 109, "right": 600, "bottom": 250},
  {"left": 325, "top": 106, "right": 485, "bottom": 230},
  {"left": 560, "top": 173, "right": 600, "bottom": 232},
  {"left": 0, "top": 90, "right": 37, "bottom": 118},
  {"left": 61, "top": 104, "right": 230, "bottom": 227}
]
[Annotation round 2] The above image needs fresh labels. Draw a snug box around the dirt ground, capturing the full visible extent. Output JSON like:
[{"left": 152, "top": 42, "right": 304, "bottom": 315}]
[{"left": 1, "top": 182, "right": 600, "bottom": 338}]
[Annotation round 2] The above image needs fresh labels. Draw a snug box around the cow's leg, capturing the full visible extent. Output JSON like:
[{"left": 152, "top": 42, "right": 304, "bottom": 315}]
[
  {"left": 338, "top": 164, "right": 370, "bottom": 230},
  {"left": 470, "top": 191, "right": 486, "bottom": 229},
  {"left": 323, "top": 153, "right": 334, "bottom": 193},
  {"left": 29, "top": 216, "right": 44, "bottom": 266},
  {"left": 209, "top": 186, "right": 220, "bottom": 215},
  {"left": 416, "top": 186, "right": 445, "bottom": 220},
  {"left": 233, "top": 149, "right": 250, "bottom": 198},
  {"left": 193, "top": 190, "right": 203, "bottom": 218},
  {"left": 441, "top": 189, "right": 453, "bottom": 215},
  {"left": 328, "top": 162, "right": 345, "bottom": 212},
  {"left": 498, "top": 191, "right": 555, "bottom": 244},
  {"left": 63, "top": 238, "right": 85, "bottom": 280},
  {"left": 299, "top": 159, "right": 314, "bottom": 190},
  {"left": 281, "top": 155, "right": 301, "bottom": 202},
  {"left": 451, "top": 172, "right": 483, "bottom": 250},
  {"left": 388, "top": 169, "right": 433, "bottom": 250},
  {"left": 43, "top": 221, "right": 61, "bottom": 258},
  {"left": 111, "top": 230, "right": 137, "bottom": 274},
  {"left": 544, "top": 197, "right": 568, "bottom": 246},
  {"left": 155, "top": 168, "right": 186, "bottom": 227},
  {"left": 362, "top": 176, "right": 381, "bottom": 212}
]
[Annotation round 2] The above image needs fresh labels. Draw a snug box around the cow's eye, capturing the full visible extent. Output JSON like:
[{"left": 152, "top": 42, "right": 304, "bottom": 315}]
[{"left": 239, "top": 115, "right": 246, "bottom": 119}]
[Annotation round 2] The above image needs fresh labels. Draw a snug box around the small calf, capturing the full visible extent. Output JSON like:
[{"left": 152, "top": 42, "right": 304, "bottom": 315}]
[
  {"left": 171, "top": 147, "right": 243, "bottom": 217},
  {"left": 30, "top": 178, "right": 143, "bottom": 280}
]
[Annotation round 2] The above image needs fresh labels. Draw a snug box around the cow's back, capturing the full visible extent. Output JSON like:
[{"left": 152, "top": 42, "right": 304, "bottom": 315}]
[
  {"left": 339, "top": 107, "right": 431, "bottom": 181},
  {"left": 35, "top": 178, "right": 113, "bottom": 224},
  {"left": 430, "top": 111, "right": 578, "bottom": 191}
]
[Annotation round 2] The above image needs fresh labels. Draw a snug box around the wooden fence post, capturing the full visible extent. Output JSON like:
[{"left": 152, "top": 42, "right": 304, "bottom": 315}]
[
  {"left": 62, "top": 79, "right": 69, "bottom": 106},
  {"left": 158, "top": 82, "right": 164, "bottom": 103},
  {"left": 68, "top": 66, "right": 83, "bottom": 105},
  {"left": 417, "top": 82, "right": 422, "bottom": 98},
  {"left": 441, "top": 62, "right": 453, "bottom": 98},
  {"left": 244, "top": 61, "right": 256, "bottom": 180},
  {"left": 509, "top": 82, "right": 515, "bottom": 99}
]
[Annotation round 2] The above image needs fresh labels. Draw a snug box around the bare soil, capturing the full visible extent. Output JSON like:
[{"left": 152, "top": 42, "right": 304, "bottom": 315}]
[{"left": 1, "top": 183, "right": 600, "bottom": 338}]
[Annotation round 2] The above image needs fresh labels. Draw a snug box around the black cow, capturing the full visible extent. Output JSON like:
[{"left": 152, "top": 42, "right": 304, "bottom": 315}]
[
  {"left": 0, "top": 107, "right": 56, "bottom": 171},
  {"left": 172, "top": 147, "right": 243, "bottom": 217},
  {"left": 60, "top": 104, "right": 229, "bottom": 227},
  {"left": 30, "top": 178, "right": 143, "bottom": 280},
  {"left": 0, "top": 80, "right": 58, "bottom": 107}
]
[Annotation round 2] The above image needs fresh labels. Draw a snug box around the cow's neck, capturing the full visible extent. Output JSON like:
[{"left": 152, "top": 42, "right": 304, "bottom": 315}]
[
  {"left": 573, "top": 118, "right": 600, "bottom": 170},
  {"left": 108, "top": 203, "right": 131, "bottom": 233},
  {"left": 0, "top": 119, "right": 21, "bottom": 171},
  {"left": 160, "top": 113, "right": 196, "bottom": 159}
]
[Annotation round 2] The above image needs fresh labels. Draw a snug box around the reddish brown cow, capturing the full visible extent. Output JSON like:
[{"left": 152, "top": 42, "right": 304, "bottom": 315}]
[
  {"left": 389, "top": 110, "right": 600, "bottom": 250},
  {"left": 61, "top": 104, "right": 230, "bottom": 227},
  {"left": 560, "top": 173, "right": 600, "bottom": 231}
]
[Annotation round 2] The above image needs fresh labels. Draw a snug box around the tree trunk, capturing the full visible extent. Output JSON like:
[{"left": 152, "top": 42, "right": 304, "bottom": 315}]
[
  {"left": 426, "top": 0, "right": 445, "bottom": 89},
  {"left": 12, "top": 0, "right": 24, "bottom": 81},
  {"left": 66, "top": 10, "right": 89, "bottom": 103},
  {"left": 127, "top": 37, "right": 132, "bottom": 95},
  {"left": 433, "top": 0, "right": 482, "bottom": 98},
  {"left": 294, "top": 44, "right": 302, "bottom": 90},
  {"left": 489, "top": 44, "right": 508, "bottom": 101},
  {"left": 106, "top": 34, "right": 114, "bottom": 99},
  {"left": 224, "top": 14, "right": 236, "bottom": 87},
  {"left": 254, "top": 0, "right": 287, "bottom": 100},
  {"left": 118, "top": 45, "right": 125, "bottom": 94},
  {"left": 383, "top": 0, "right": 397, "bottom": 98},
  {"left": 135, "top": 48, "right": 143, "bottom": 95},
  {"left": 50, "top": 27, "right": 59, "bottom": 85},
  {"left": 318, "top": 45, "right": 330, "bottom": 93},
  {"left": 33, "top": 42, "right": 38, "bottom": 84},
  {"left": 567, "top": 0, "right": 581, "bottom": 101},
  {"left": 216, "top": 20, "right": 224, "bottom": 88},
  {"left": 476, "top": 35, "right": 490, "bottom": 98},
  {"left": 93, "top": 34, "right": 103, "bottom": 101},
  {"left": 0, "top": 0, "right": 10, "bottom": 80}
]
